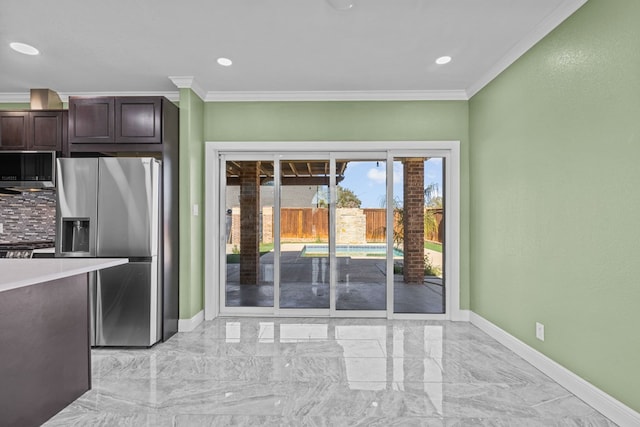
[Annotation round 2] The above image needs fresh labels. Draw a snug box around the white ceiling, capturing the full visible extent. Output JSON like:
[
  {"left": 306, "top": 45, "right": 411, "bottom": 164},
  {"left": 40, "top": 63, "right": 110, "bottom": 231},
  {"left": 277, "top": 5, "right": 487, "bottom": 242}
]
[{"left": 0, "top": 0, "right": 586, "bottom": 102}]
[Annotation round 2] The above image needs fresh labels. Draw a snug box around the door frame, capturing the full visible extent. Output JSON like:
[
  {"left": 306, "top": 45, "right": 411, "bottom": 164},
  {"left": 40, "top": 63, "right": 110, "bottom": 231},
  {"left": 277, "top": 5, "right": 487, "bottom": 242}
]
[{"left": 204, "top": 141, "right": 461, "bottom": 320}]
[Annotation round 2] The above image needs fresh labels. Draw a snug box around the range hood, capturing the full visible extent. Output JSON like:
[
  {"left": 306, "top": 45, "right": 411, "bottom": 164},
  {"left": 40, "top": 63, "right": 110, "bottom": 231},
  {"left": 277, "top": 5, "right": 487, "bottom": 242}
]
[
  {"left": 0, "top": 151, "right": 56, "bottom": 191},
  {"left": 30, "top": 89, "right": 63, "bottom": 110}
]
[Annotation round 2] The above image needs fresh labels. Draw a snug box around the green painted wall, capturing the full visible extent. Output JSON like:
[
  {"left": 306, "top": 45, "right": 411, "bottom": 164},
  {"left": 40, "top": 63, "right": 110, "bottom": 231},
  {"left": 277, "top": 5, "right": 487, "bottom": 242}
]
[
  {"left": 0, "top": 103, "right": 30, "bottom": 110},
  {"left": 0, "top": 103, "right": 67, "bottom": 109},
  {"left": 178, "top": 88, "right": 205, "bottom": 319},
  {"left": 204, "top": 100, "right": 470, "bottom": 309},
  {"left": 469, "top": 0, "right": 640, "bottom": 412}
]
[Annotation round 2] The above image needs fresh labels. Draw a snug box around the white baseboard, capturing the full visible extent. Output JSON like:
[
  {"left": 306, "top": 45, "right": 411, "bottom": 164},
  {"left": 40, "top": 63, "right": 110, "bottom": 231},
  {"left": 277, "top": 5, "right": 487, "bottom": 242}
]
[
  {"left": 470, "top": 312, "right": 640, "bottom": 427},
  {"left": 178, "top": 310, "right": 204, "bottom": 332},
  {"left": 451, "top": 309, "right": 471, "bottom": 322}
]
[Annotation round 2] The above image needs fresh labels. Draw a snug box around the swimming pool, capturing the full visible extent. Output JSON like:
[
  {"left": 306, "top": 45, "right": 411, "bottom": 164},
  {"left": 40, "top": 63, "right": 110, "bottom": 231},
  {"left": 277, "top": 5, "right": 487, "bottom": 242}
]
[{"left": 301, "top": 244, "right": 404, "bottom": 257}]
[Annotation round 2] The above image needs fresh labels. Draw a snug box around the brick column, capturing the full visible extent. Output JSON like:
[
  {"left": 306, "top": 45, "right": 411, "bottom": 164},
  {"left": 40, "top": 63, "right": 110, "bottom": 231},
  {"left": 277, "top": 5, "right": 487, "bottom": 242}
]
[
  {"left": 239, "top": 161, "right": 260, "bottom": 285},
  {"left": 403, "top": 159, "right": 424, "bottom": 284}
]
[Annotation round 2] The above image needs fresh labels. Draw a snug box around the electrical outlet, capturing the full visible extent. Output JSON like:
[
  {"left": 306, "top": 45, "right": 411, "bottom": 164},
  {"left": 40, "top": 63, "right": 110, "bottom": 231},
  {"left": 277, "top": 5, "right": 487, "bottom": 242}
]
[
  {"left": 536, "top": 322, "right": 545, "bottom": 341},
  {"left": 192, "top": 204, "right": 199, "bottom": 216}
]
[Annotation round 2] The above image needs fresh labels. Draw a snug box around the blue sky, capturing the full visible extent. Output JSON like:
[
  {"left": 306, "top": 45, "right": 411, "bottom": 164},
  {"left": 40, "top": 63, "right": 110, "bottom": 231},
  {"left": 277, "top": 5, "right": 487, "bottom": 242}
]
[{"left": 339, "top": 159, "right": 443, "bottom": 208}]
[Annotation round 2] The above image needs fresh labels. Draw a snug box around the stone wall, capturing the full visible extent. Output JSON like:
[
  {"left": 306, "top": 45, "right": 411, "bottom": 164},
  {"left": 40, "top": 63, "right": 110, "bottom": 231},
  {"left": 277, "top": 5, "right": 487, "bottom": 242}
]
[
  {"left": 262, "top": 206, "right": 273, "bottom": 244},
  {"left": 0, "top": 191, "right": 56, "bottom": 243},
  {"left": 336, "top": 208, "right": 366, "bottom": 244}
]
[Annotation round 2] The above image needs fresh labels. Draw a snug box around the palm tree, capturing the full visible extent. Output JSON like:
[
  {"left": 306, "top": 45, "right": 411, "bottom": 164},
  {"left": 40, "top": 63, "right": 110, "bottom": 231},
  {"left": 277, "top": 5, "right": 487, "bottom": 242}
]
[
  {"left": 424, "top": 183, "right": 442, "bottom": 207},
  {"left": 424, "top": 183, "right": 442, "bottom": 242}
]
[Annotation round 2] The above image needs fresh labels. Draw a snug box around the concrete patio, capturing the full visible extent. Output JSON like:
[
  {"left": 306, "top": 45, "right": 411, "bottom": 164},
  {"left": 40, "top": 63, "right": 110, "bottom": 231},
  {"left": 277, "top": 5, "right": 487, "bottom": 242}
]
[{"left": 225, "top": 244, "right": 444, "bottom": 313}]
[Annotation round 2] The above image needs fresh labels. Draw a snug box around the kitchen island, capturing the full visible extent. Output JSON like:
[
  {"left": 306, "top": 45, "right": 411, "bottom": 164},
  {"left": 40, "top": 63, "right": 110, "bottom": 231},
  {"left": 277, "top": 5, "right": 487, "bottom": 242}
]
[{"left": 0, "top": 258, "right": 127, "bottom": 427}]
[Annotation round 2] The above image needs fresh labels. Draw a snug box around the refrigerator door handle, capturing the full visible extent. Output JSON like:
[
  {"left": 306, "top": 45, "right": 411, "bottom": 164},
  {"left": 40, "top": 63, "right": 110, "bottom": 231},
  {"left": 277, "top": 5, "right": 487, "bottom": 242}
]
[{"left": 150, "top": 161, "right": 161, "bottom": 257}]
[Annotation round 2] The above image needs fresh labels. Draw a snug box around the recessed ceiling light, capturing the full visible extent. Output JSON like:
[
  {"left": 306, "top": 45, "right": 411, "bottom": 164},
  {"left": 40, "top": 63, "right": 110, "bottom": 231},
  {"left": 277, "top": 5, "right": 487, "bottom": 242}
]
[
  {"left": 10, "top": 42, "right": 39, "bottom": 56},
  {"left": 326, "top": 0, "right": 354, "bottom": 10},
  {"left": 435, "top": 56, "right": 452, "bottom": 65},
  {"left": 217, "top": 57, "right": 232, "bottom": 67}
]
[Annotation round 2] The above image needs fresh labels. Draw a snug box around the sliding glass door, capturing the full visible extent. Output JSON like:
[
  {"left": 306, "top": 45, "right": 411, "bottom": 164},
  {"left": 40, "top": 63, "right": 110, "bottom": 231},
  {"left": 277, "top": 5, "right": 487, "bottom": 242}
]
[
  {"left": 333, "top": 157, "right": 387, "bottom": 312},
  {"left": 391, "top": 156, "right": 445, "bottom": 314},
  {"left": 218, "top": 148, "right": 450, "bottom": 318},
  {"left": 278, "top": 157, "right": 330, "bottom": 310},
  {"left": 223, "top": 157, "right": 275, "bottom": 309}
]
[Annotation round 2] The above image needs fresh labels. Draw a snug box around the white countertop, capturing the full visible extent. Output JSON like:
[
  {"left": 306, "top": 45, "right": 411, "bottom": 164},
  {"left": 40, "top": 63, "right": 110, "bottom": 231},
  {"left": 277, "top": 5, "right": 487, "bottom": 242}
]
[{"left": 0, "top": 258, "right": 128, "bottom": 293}]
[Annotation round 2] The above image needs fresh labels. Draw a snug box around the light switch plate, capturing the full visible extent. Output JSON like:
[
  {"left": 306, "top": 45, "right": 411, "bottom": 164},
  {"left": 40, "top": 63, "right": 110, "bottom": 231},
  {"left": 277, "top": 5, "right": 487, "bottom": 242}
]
[
  {"left": 0, "top": 223, "right": 3, "bottom": 234},
  {"left": 193, "top": 204, "right": 199, "bottom": 216},
  {"left": 536, "top": 322, "right": 545, "bottom": 341}
]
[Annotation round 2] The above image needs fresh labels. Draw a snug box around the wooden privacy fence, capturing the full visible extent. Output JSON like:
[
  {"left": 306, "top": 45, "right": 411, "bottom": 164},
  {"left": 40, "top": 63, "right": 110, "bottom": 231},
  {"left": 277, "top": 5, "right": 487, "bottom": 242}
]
[
  {"left": 279, "top": 208, "right": 390, "bottom": 242},
  {"left": 280, "top": 208, "right": 329, "bottom": 241},
  {"left": 236, "top": 207, "right": 443, "bottom": 244},
  {"left": 425, "top": 208, "right": 444, "bottom": 243},
  {"left": 363, "top": 208, "right": 386, "bottom": 242}
]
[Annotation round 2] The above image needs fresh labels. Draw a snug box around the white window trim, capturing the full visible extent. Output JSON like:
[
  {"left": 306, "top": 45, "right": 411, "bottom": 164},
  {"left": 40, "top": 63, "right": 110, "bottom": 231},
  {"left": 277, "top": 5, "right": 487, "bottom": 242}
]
[{"left": 204, "top": 141, "right": 461, "bottom": 320}]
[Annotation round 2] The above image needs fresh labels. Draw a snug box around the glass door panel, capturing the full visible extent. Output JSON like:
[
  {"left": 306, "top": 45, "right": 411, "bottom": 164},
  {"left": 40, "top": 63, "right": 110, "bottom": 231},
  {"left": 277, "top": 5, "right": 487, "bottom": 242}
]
[
  {"left": 334, "top": 159, "right": 387, "bottom": 311},
  {"left": 279, "top": 159, "right": 330, "bottom": 309},
  {"left": 219, "top": 150, "right": 450, "bottom": 318},
  {"left": 392, "top": 157, "right": 445, "bottom": 314},
  {"left": 224, "top": 160, "right": 275, "bottom": 307}
]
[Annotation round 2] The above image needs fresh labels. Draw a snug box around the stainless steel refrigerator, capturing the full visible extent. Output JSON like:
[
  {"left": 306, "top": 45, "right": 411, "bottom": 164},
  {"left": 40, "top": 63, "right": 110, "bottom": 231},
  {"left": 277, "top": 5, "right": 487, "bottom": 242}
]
[{"left": 56, "top": 157, "right": 162, "bottom": 347}]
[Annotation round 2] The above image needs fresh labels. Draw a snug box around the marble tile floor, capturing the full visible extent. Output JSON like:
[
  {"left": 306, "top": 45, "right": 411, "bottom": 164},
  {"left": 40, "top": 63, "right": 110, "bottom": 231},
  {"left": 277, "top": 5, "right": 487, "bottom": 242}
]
[{"left": 44, "top": 318, "right": 617, "bottom": 426}]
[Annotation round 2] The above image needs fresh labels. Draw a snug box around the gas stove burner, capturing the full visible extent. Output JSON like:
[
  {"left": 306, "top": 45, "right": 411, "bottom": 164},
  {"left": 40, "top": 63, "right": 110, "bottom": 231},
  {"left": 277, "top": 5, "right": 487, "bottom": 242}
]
[
  {"left": 0, "top": 249, "right": 33, "bottom": 258},
  {"left": 0, "top": 240, "right": 55, "bottom": 250},
  {"left": 0, "top": 241, "right": 54, "bottom": 258}
]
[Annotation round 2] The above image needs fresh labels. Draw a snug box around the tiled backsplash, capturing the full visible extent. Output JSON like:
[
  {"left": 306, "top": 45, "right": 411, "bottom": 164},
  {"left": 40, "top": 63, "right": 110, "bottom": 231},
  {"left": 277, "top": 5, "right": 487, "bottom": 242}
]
[{"left": 0, "top": 191, "right": 56, "bottom": 243}]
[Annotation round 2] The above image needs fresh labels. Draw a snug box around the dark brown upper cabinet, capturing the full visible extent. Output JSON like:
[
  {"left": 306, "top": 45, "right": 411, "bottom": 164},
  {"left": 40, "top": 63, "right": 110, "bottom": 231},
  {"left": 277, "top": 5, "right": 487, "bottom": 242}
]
[
  {"left": 68, "top": 97, "right": 115, "bottom": 143},
  {"left": 0, "top": 110, "right": 64, "bottom": 151},
  {"left": 115, "top": 97, "right": 162, "bottom": 143},
  {"left": 68, "top": 96, "right": 165, "bottom": 150},
  {"left": 30, "top": 111, "right": 64, "bottom": 151},
  {"left": 0, "top": 111, "right": 29, "bottom": 149}
]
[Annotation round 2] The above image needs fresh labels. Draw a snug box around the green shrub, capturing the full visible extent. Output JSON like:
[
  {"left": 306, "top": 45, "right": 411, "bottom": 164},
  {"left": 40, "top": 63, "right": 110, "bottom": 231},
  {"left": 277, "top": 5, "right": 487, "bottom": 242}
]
[{"left": 424, "top": 254, "right": 442, "bottom": 277}]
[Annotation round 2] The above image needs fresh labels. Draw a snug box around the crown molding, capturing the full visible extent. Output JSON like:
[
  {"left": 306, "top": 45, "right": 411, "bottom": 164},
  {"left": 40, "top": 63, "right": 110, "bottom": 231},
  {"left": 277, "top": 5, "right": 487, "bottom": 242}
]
[
  {"left": 59, "top": 91, "right": 180, "bottom": 102},
  {"left": 168, "top": 76, "right": 206, "bottom": 101},
  {"left": 205, "top": 89, "right": 469, "bottom": 102},
  {"left": 0, "top": 93, "right": 31, "bottom": 103},
  {"left": 466, "top": 0, "right": 588, "bottom": 98},
  {"left": 0, "top": 89, "right": 466, "bottom": 104}
]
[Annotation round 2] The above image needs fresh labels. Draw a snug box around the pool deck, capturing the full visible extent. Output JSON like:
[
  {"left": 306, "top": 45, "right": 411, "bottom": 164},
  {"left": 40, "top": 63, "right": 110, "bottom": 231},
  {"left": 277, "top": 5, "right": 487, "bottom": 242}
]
[
  {"left": 226, "top": 243, "right": 442, "bottom": 265},
  {"left": 224, "top": 243, "right": 444, "bottom": 312}
]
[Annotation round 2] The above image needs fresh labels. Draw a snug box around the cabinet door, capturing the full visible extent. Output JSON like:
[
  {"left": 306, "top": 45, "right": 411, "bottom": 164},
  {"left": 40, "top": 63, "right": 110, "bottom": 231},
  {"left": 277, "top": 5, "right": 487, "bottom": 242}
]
[
  {"left": 30, "top": 111, "right": 63, "bottom": 151},
  {"left": 0, "top": 111, "right": 29, "bottom": 149},
  {"left": 115, "top": 97, "right": 162, "bottom": 143},
  {"left": 68, "top": 97, "right": 115, "bottom": 143}
]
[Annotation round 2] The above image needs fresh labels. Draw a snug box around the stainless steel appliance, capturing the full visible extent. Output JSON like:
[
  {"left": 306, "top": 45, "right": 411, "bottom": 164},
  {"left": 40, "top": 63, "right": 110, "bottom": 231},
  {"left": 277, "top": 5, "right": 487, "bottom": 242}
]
[
  {"left": 0, "top": 241, "right": 55, "bottom": 258},
  {"left": 0, "top": 151, "right": 56, "bottom": 189},
  {"left": 56, "top": 157, "right": 162, "bottom": 347},
  {"left": 0, "top": 249, "right": 32, "bottom": 258}
]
